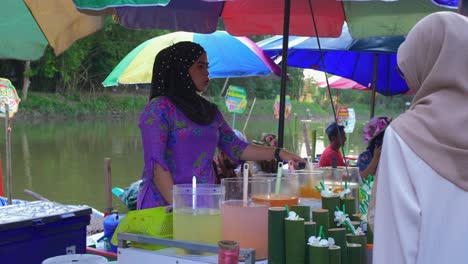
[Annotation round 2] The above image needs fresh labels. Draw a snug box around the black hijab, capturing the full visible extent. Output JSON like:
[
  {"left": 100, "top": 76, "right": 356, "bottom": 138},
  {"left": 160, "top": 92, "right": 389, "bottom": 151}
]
[{"left": 149, "top": 41, "right": 217, "bottom": 125}]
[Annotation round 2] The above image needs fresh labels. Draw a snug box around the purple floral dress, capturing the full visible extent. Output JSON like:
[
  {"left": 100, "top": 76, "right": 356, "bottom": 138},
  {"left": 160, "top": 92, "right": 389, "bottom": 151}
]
[{"left": 137, "top": 96, "right": 248, "bottom": 209}]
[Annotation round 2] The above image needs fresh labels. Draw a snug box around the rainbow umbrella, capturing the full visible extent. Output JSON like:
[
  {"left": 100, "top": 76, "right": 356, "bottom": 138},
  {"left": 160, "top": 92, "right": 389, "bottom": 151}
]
[{"left": 103, "top": 31, "right": 282, "bottom": 87}]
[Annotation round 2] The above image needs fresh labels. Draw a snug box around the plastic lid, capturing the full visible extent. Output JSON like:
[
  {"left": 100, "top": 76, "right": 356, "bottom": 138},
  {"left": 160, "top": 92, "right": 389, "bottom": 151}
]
[{"left": 42, "top": 254, "right": 107, "bottom": 264}]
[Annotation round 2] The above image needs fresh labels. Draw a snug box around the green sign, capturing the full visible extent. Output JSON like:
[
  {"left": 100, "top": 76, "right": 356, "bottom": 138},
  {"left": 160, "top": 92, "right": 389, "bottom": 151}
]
[{"left": 225, "top": 85, "right": 247, "bottom": 114}]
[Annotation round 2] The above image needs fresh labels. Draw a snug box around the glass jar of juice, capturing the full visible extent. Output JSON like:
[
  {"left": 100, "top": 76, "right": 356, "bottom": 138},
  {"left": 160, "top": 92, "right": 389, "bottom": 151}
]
[
  {"left": 221, "top": 177, "right": 272, "bottom": 260},
  {"left": 251, "top": 175, "right": 300, "bottom": 208},
  {"left": 172, "top": 184, "right": 225, "bottom": 253}
]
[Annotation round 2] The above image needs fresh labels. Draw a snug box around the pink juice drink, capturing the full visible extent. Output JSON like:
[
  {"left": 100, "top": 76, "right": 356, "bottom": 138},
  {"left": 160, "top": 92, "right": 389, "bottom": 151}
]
[{"left": 221, "top": 200, "right": 269, "bottom": 260}]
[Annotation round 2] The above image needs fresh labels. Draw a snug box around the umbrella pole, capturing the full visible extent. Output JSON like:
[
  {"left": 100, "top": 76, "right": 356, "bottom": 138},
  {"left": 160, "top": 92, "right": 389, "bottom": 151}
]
[
  {"left": 370, "top": 54, "right": 378, "bottom": 119},
  {"left": 278, "top": 0, "right": 291, "bottom": 148},
  {"left": 5, "top": 104, "right": 12, "bottom": 205},
  {"left": 219, "top": 78, "right": 230, "bottom": 97}
]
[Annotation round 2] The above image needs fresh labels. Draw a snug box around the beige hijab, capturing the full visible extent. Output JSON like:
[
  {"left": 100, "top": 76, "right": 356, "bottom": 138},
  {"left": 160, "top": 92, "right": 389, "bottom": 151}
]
[{"left": 393, "top": 11, "right": 468, "bottom": 191}]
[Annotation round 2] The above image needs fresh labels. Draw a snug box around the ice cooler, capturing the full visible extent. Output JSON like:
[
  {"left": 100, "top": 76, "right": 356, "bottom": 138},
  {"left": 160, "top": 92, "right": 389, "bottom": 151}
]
[{"left": 0, "top": 201, "right": 91, "bottom": 264}]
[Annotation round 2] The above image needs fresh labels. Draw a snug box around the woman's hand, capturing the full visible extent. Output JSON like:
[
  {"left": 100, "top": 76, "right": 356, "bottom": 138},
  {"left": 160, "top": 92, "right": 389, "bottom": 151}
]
[
  {"left": 279, "top": 149, "right": 306, "bottom": 169},
  {"left": 374, "top": 145, "right": 382, "bottom": 159}
]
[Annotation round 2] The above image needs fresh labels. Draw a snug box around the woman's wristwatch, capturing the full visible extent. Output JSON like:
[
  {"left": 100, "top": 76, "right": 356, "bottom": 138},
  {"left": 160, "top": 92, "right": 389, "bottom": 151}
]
[{"left": 274, "top": 147, "right": 282, "bottom": 162}]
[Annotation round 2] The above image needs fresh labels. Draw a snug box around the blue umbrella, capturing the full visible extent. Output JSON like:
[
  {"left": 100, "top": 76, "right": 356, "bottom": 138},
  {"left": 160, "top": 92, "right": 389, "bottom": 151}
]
[
  {"left": 257, "top": 25, "right": 407, "bottom": 97},
  {"left": 431, "top": 0, "right": 459, "bottom": 8}
]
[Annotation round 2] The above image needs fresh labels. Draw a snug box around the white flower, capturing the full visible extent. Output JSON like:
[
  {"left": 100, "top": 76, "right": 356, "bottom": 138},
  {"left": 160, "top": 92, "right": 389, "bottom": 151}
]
[
  {"left": 354, "top": 227, "right": 364, "bottom": 235},
  {"left": 339, "top": 188, "right": 351, "bottom": 199},
  {"left": 327, "top": 237, "right": 335, "bottom": 247},
  {"left": 320, "top": 186, "right": 334, "bottom": 197},
  {"left": 319, "top": 239, "right": 329, "bottom": 246},
  {"left": 360, "top": 213, "right": 368, "bottom": 223},
  {"left": 334, "top": 211, "right": 347, "bottom": 226},
  {"left": 286, "top": 211, "right": 299, "bottom": 220},
  {"left": 307, "top": 236, "right": 320, "bottom": 246}
]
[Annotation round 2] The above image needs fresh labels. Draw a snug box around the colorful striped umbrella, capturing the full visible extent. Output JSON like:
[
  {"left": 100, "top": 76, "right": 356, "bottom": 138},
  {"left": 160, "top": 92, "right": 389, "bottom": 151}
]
[
  {"left": 1, "top": 0, "right": 104, "bottom": 60},
  {"left": 73, "top": 0, "right": 452, "bottom": 38},
  {"left": 103, "top": 31, "right": 282, "bottom": 87}
]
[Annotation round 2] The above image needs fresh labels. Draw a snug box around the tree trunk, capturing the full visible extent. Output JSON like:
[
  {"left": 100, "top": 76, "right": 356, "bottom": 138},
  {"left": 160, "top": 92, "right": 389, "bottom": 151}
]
[{"left": 22, "top": 61, "right": 31, "bottom": 101}]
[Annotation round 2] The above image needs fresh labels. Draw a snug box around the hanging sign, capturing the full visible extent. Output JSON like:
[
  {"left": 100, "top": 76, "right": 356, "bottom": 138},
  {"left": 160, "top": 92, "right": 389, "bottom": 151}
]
[
  {"left": 336, "top": 106, "right": 356, "bottom": 133},
  {"left": 225, "top": 85, "right": 247, "bottom": 114},
  {"left": 0, "top": 78, "right": 21, "bottom": 118}
]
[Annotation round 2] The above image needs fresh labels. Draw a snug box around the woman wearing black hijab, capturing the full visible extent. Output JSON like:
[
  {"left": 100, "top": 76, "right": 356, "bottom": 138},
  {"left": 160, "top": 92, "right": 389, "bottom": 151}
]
[{"left": 137, "top": 41, "right": 303, "bottom": 209}]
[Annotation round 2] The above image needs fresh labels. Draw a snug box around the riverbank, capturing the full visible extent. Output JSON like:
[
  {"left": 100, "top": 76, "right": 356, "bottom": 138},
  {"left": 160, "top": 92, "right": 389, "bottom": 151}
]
[{"left": 15, "top": 92, "right": 403, "bottom": 122}]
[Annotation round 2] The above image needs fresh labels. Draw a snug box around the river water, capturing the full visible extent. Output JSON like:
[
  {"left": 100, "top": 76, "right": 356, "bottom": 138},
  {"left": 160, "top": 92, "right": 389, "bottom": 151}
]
[{"left": 0, "top": 115, "right": 367, "bottom": 212}]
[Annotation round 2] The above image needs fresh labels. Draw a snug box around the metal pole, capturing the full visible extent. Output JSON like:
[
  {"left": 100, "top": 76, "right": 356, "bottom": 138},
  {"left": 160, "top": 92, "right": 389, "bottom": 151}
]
[
  {"left": 242, "top": 97, "right": 257, "bottom": 135},
  {"left": 278, "top": 0, "right": 291, "bottom": 148},
  {"left": 370, "top": 54, "right": 378, "bottom": 119},
  {"left": 219, "top": 78, "right": 230, "bottom": 96},
  {"left": 231, "top": 113, "right": 236, "bottom": 129},
  {"left": 105, "top": 158, "right": 112, "bottom": 212}
]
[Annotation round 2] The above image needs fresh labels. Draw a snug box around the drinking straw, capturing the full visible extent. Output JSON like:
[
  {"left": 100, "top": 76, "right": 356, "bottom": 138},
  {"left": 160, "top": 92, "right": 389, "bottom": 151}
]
[
  {"left": 341, "top": 197, "right": 356, "bottom": 216},
  {"left": 328, "top": 228, "right": 348, "bottom": 264},
  {"left": 308, "top": 244, "right": 329, "bottom": 264},
  {"left": 268, "top": 207, "right": 287, "bottom": 264},
  {"left": 344, "top": 219, "right": 357, "bottom": 235},
  {"left": 312, "top": 209, "right": 329, "bottom": 237},
  {"left": 288, "top": 160, "right": 295, "bottom": 173},
  {"left": 292, "top": 205, "right": 310, "bottom": 221},
  {"left": 318, "top": 225, "right": 325, "bottom": 239},
  {"left": 347, "top": 243, "right": 362, "bottom": 264},
  {"left": 275, "top": 162, "right": 284, "bottom": 194},
  {"left": 192, "top": 176, "right": 197, "bottom": 211},
  {"left": 285, "top": 217, "right": 305, "bottom": 264},
  {"left": 285, "top": 204, "right": 290, "bottom": 215},
  {"left": 320, "top": 181, "right": 326, "bottom": 192},
  {"left": 329, "top": 245, "right": 342, "bottom": 264},
  {"left": 346, "top": 233, "right": 367, "bottom": 264},
  {"left": 315, "top": 185, "right": 322, "bottom": 193},
  {"left": 344, "top": 181, "right": 348, "bottom": 198},
  {"left": 243, "top": 163, "right": 249, "bottom": 206}
]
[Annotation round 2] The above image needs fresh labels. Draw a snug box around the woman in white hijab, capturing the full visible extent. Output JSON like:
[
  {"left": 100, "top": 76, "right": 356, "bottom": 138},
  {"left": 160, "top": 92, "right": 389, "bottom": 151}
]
[{"left": 373, "top": 12, "right": 468, "bottom": 263}]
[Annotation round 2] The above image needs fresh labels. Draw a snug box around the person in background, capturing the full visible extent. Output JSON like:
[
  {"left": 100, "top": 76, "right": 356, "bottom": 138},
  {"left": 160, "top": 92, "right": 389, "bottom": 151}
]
[
  {"left": 319, "top": 122, "right": 346, "bottom": 167},
  {"left": 251, "top": 133, "right": 280, "bottom": 173},
  {"left": 356, "top": 116, "right": 392, "bottom": 179},
  {"left": 138, "top": 42, "right": 304, "bottom": 209},
  {"left": 373, "top": 12, "right": 468, "bottom": 263}
]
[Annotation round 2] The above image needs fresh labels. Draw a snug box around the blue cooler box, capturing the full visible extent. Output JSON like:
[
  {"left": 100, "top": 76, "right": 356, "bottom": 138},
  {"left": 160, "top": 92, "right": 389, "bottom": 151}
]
[{"left": 0, "top": 201, "right": 91, "bottom": 264}]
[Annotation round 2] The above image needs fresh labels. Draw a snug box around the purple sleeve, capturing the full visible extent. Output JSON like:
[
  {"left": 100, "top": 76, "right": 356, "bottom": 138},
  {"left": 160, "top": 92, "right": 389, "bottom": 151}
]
[
  {"left": 216, "top": 111, "right": 249, "bottom": 163},
  {"left": 357, "top": 150, "right": 372, "bottom": 172},
  {"left": 139, "top": 98, "right": 173, "bottom": 175}
]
